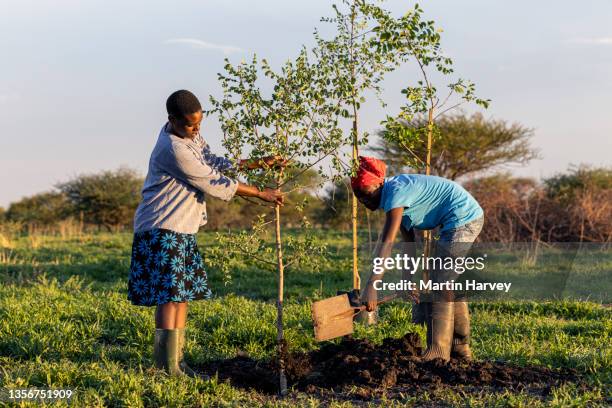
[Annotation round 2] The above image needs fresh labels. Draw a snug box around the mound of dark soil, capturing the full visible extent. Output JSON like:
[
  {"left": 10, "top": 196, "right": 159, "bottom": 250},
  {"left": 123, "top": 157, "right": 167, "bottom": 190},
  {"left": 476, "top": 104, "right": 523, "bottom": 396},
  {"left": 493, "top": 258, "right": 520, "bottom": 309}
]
[{"left": 200, "top": 333, "right": 582, "bottom": 399}]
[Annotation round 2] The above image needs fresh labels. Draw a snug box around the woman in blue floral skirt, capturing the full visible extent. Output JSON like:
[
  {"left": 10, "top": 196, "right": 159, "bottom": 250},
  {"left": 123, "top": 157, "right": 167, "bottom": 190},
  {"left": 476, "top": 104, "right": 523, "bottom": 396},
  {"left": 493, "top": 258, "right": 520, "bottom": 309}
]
[{"left": 128, "top": 90, "right": 284, "bottom": 376}]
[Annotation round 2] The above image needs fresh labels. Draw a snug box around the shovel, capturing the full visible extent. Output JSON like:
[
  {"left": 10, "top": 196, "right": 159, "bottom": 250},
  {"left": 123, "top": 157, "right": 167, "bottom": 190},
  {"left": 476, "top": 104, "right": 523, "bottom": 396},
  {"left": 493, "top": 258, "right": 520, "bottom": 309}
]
[{"left": 312, "top": 291, "right": 398, "bottom": 341}]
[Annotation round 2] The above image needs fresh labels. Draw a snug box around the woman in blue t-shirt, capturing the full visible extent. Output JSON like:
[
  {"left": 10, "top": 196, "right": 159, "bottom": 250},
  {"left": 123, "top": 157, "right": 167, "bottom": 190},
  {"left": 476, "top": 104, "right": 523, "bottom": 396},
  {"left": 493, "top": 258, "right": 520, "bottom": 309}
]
[{"left": 352, "top": 156, "right": 484, "bottom": 362}]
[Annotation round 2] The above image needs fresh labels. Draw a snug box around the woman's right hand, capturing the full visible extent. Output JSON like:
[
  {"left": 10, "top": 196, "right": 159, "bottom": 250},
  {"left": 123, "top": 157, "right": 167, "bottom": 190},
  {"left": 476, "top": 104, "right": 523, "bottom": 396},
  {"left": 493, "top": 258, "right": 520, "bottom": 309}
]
[
  {"left": 362, "top": 281, "right": 378, "bottom": 312},
  {"left": 258, "top": 188, "right": 284, "bottom": 206}
]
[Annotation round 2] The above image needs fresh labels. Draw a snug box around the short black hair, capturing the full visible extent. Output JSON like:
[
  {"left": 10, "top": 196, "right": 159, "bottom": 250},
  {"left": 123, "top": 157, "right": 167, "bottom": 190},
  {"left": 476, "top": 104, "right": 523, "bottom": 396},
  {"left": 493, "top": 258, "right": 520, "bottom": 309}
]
[{"left": 166, "top": 90, "right": 202, "bottom": 119}]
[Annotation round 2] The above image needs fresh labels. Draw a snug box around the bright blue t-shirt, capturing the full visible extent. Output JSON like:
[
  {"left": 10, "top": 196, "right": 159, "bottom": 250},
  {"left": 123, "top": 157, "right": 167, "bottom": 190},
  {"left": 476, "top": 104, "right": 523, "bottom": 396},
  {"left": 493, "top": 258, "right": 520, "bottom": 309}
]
[{"left": 379, "top": 174, "right": 483, "bottom": 232}]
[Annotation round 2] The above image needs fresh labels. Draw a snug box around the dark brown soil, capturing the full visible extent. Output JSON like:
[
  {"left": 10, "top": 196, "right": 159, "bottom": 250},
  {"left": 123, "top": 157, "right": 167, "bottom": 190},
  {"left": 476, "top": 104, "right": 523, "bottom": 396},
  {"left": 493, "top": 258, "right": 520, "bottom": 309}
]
[{"left": 198, "top": 333, "right": 582, "bottom": 400}]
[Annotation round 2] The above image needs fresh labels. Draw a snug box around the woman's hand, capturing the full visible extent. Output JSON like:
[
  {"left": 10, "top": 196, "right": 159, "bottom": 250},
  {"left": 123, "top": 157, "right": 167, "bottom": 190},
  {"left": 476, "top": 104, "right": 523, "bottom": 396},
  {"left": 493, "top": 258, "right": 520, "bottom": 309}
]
[
  {"left": 240, "top": 155, "right": 289, "bottom": 170},
  {"left": 362, "top": 281, "right": 378, "bottom": 312},
  {"left": 236, "top": 183, "right": 283, "bottom": 206},
  {"left": 262, "top": 155, "right": 288, "bottom": 168},
  {"left": 257, "top": 188, "right": 284, "bottom": 206}
]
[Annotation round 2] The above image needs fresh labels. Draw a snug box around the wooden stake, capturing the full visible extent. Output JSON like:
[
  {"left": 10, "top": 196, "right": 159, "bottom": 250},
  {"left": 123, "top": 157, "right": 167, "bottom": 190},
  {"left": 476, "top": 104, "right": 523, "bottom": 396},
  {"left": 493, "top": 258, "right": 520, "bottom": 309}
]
[
  {"left": 275, "top": 202, "right": 287, "bottom": 395},
  {"left": 350, "top": 1, "right": 360, "bottom": 292},
  {"left": 274, "top": 123, "right": 287, "bottom": 396},
  {"left": 352, "top": 119, "right": 360, "bottom": 291},
  {"left": 422, "top": 107, "right": 435, "bottom": 285},
  {"left": 275, "top": 202, "right": 284, "bottom": 304},
  {"left": 276, "top": 208, "right": 287, "bottom": 396}
]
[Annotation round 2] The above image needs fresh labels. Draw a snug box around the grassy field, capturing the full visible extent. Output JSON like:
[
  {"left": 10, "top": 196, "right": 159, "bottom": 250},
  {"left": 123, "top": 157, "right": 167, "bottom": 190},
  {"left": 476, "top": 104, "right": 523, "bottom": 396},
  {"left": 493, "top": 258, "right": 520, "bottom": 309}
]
[{"left": 0, "top": 231, "right": 610, "bottom": 407}]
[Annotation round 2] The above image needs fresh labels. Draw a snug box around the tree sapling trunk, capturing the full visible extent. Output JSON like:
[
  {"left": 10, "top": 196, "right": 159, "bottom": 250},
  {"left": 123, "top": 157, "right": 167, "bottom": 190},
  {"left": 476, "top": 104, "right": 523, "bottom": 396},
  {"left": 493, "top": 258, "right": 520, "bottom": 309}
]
[{"left": 274, "top": 169, "right": 287, "bottom": 396}]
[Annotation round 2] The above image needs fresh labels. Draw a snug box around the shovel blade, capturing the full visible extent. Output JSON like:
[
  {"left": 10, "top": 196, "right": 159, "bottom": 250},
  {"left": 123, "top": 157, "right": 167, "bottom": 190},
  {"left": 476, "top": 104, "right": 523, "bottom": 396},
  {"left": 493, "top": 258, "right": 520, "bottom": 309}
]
[{"left": 312, "top": 294, "right": 356, "bottom": 341}]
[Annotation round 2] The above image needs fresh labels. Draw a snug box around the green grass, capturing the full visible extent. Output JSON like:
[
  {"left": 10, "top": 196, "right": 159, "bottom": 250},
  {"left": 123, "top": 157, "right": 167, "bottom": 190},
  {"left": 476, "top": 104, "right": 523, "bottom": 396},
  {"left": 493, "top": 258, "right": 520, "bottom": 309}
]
[{"left": 0, "top": 232, "right": 610, "bottom": 407}]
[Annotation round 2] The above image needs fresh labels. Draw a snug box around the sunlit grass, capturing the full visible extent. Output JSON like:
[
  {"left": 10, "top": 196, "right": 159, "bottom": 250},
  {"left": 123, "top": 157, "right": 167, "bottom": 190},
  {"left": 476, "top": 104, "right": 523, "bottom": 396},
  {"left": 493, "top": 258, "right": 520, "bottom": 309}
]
[{"left": 0, "top": 232, "right": 610, "bottom": 406}]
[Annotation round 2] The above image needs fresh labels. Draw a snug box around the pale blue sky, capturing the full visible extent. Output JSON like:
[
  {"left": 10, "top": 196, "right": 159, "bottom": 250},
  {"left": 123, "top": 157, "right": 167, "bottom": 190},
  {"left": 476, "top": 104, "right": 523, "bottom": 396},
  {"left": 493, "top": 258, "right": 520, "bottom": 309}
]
[{"left": 1, "top": 0, "right": 611, "bottom": 207}]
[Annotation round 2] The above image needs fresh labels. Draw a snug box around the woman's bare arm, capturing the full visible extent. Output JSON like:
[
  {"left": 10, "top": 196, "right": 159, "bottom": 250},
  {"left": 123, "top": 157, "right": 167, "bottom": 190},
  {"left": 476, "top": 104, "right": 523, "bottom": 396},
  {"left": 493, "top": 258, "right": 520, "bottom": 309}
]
[
  {"left": 362, "top": 207, "right": 404, "bottom": 310},
  {"left": 235, "top": 183, "right": 284, "bottom": 205}
]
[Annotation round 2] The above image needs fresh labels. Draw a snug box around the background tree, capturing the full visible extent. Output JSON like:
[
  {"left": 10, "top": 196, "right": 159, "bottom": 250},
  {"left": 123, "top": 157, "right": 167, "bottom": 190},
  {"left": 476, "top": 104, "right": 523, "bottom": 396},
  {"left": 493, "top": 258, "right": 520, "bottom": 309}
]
[
  {"left": 5, "top": 191, "right": 72, "bottom": 228},
  {"left": 372, "top": 112, "right": 538, "bottom": 179},
  {"left": 57, "top": 167, "right": 142, "bottom": 231},
  {"left": 208, "top": 50, "right": 346, "bottom": 395}
]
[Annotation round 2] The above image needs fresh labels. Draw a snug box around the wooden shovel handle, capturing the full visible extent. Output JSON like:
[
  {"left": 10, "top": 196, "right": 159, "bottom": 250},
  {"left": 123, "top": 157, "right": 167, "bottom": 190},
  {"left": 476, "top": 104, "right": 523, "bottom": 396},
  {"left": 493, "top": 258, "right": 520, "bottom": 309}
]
[{"left": 351, "top": 293, "right": 399, "bottom": 314}]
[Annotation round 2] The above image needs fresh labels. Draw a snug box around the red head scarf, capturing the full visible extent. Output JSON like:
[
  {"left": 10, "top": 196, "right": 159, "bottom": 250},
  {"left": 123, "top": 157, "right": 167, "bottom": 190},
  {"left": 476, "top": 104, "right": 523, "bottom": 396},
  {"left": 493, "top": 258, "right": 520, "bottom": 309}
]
[{"left": 351, "top": 156, "right": 387, "bottom": 191}]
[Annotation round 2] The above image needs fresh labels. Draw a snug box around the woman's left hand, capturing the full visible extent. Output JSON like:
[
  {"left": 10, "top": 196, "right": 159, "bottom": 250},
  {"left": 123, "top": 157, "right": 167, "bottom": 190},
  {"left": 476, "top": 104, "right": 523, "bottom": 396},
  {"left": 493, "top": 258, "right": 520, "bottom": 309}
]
[
  {"left": 262, "top": 155, "right": 289, "bottom": 168},
  {"left": 241, "top": 155, "right": 289, "bottom": 170},
  {"left": 257, "top": 188, "right": 285, "bottom": 205},
  {"left": 361, "top": 281, "right": 378, "bottom": 312}
]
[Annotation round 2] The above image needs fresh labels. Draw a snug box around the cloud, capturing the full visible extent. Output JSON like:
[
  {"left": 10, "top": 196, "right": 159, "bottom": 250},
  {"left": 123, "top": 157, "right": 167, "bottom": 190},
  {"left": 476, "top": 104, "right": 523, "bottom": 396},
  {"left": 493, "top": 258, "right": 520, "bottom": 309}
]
[
  {"left": 164, "top": 38, "right": 243, "bottom": 55},
  {"left": 569, "top": 37, "right": 612, "bottom": 45}
]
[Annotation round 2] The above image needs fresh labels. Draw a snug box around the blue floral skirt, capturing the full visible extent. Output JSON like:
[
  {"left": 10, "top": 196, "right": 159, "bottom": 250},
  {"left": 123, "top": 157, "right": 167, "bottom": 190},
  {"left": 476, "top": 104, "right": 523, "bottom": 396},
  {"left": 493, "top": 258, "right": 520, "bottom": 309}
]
[{"left": 127, "top": 229, "right": 212, "bottom": 306}]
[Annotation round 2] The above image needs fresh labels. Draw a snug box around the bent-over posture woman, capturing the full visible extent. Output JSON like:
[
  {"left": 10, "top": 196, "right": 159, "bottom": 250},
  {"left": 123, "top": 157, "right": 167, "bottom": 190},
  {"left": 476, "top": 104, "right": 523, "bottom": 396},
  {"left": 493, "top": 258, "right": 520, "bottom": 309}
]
[{"left": 352, "top": 156, "right": 484, "bottom": 362}]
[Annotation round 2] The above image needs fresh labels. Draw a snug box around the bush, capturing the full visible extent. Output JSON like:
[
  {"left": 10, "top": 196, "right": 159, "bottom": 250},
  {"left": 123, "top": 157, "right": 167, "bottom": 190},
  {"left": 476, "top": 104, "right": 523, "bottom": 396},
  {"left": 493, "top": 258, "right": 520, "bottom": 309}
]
[
  {"left": 5, "top": 191, "right": 72, "bottom": 227},
  {"left": 57, "top": 168, "right": 143, "bottom": 231},
  {"left": 545, "top": 166, "right": 612, "bottom": 203},
  {"left": 466, "top": 166, "right": 611, "bottom": 242},
  {"left": 465, "top": 173, "right": 538, "bottom": 242},
  {"left": 544, "top": 166, "right": 612, "bottom": 242}
]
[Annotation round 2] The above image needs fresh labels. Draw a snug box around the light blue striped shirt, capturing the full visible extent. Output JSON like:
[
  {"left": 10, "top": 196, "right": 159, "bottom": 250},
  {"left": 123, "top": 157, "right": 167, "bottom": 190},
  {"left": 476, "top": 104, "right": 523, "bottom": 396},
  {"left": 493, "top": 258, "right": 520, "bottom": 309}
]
[{"left": 133, "top": 123, "right": 238, "bottom": 234}]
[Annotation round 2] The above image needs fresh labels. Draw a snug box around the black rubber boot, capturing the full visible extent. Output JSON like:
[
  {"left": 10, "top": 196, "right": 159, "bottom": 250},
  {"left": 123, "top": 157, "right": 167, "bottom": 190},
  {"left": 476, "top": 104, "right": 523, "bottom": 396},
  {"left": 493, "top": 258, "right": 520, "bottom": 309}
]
[
  {"left": 176, "top": 328, "right": 200, "bottom": 378},
  {"left": 154, "top": 329, "right": 182, "bottom": 376},
  {"left": 420, "top": 301, "right": 454, "bottom": 362},
  {"left": 451, "top": 301, "right": 472, "bottom": 361}
]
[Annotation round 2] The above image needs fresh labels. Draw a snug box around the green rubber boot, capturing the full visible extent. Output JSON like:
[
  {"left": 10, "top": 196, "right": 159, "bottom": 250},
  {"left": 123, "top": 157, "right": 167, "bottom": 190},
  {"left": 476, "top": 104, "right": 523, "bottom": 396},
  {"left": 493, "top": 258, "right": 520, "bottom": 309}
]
[
  {"left": 154, "top": 329, "right": 183, "bottom": 376},
  {"left": 451, "top": 301, "right": 472, "bottom": 361},
  {"left": 420, "top": 301, "right": 454, "bottom": 362},
  {"left": 176, "top": 328, "right": 199, "bottom": 377}
]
